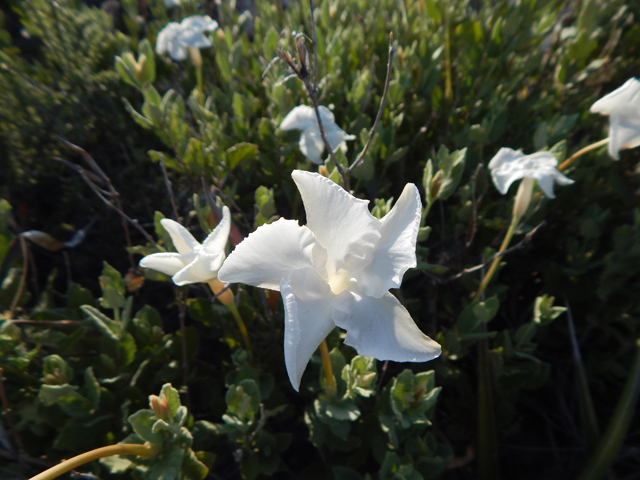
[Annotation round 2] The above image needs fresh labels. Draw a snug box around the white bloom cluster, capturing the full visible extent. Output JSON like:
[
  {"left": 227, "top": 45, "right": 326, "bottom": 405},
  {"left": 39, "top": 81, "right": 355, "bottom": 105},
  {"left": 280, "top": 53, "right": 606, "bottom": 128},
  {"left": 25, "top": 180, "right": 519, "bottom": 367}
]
[{"left": 156, "top": 16, "right": 218, "bottom": 62}]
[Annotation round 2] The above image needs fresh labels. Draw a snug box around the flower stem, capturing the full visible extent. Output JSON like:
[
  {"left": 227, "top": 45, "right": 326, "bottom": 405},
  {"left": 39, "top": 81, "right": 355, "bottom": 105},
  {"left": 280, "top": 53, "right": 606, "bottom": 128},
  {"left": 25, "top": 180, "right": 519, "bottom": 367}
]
[
  {"left": 29, "top": 444, "right": 153, "bottom": 480},
  {"left": 558, "top": 138, "right": 609, "bottom": 172},
  {"left": 319, "top": 339, "right": 337, "bottom": 397},
  {"left": 207, "top": 279, "right": 252, "bottom": 355},
  {"left": 188, "top": 47, "right": 204, "bottom": 106},
  {"left": 473, "top": 215, "right": 518, "bottom": 302},
  {"left": 577, "top": 339, "right": 640, "bottom": 480}
]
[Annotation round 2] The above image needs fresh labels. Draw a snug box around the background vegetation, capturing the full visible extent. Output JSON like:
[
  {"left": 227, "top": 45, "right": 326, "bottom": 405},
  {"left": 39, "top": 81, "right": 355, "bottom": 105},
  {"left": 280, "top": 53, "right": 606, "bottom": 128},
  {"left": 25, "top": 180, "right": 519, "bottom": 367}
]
[{"left": 1, "top": 0, "right": 639, "bottom": 479}]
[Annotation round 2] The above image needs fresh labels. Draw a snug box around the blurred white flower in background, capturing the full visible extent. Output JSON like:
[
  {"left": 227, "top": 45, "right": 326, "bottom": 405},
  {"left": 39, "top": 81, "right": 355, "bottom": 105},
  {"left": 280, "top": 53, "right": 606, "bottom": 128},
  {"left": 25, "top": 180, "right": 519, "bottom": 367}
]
[
  {"left": 488, "top": 148, "right": 574, "bottom": 199},
  {"left": 590, "top": 78, "right": 640, "bottom": 160},
  {"left": 155, "top": 15, "right": 218, "bottom": 61},
  {"left": 280, "top": 105, "right": 356, "bottom": 164}
]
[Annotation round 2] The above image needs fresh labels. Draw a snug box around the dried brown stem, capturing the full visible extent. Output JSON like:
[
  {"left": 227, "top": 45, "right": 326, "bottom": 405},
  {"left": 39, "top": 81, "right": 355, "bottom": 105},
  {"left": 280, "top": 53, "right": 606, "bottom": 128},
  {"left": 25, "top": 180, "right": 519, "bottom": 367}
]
[{"left": 347, "top": 33, "right": 396, "bottom": 176}]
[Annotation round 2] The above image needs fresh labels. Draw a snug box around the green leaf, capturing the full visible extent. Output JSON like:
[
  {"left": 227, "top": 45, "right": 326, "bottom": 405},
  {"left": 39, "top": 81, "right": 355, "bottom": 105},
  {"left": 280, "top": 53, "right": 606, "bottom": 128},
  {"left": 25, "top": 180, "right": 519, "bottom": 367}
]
[
  {"left": 457, "top": 296, "right": 500, "bottom": 334},
  {"left": 138, "top": 38, "right": 155, "bottom": 85},
  {"left": 161, "top": 383, "right": 182, "bottom": 419},
  {"left": 81, "top": 305, "right": 119, "bottom": 341},
  {"left": 84, "top": 367, "right": 101, "bottom": 409},
  {"left": 226, "top": 379, "right": 261, "bottom": 421},
  {"left": 39, "top": 385, "right": 93, "bottom": 416},
  {"left": 343, "top": 355, "right": 377, "bottom": 398},
  {"left": 533, "top": 295, "right": 566, "bottom": 326},
  {"left": 146, "top": 442, "right": 183, "bottom": 480},
  {"left": 128, "top": 409, "right": 164, "bottom": 444},
  {"left": 99, "top": 262, "right": 126, "bottom": 310},
  {"left": 226, "top": 142, "right": 258, "bottom": 169},
  {"left": 254, "top": 186, "right": 278, "bottom": 228},
  {"left": 181, "top": 448, "right": 209, "bottom": 480},
  {"left": 42, "top": 355, "right": 73, "bottom": 384},
  {"left": 67, "top": 282, "right": 94, "bottom": 309}
]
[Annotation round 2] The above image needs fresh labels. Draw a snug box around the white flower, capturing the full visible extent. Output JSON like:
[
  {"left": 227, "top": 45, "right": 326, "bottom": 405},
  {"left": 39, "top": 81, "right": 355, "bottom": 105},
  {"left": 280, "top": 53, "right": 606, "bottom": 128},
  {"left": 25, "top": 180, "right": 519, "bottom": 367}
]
[
  {"left": 590, "top": 78, "right": 640, "bottom": 160},
  {"left": 139, "top": 207, "right": 230, "bottom": 285},
  {"left": 163, "top": 0, "right": 181, "bottom": 7},
  {"left": 155, "top": 15, "right": 218, "bottom": 61},
  {"left": 488, "top": 148, "right": 574, "bottom": 199},
  {"left": 280, "top": 105, "right": 356, "bottom": 164},
  {"left": 217, "top": 171, "right": 441, "bottom": 390}
]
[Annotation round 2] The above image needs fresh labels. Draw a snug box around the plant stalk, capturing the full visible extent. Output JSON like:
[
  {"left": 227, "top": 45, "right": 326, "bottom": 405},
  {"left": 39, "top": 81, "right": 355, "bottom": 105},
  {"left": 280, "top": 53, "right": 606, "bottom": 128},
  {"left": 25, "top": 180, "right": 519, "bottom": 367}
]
[
  {"left": 29, "top": 444, "right": 153, "bottom": 480},
  {"left": 558, "top": 138, "right": 609, "bottom": 172},
  {"left": 208, "top": 279, "right": 252, "bottom": 354},
  {"left": 578, "top": 339, "right": 640, "bottom": 480},
  {"left": 319, "top": 339, "right": 337, "bottom": 397}
]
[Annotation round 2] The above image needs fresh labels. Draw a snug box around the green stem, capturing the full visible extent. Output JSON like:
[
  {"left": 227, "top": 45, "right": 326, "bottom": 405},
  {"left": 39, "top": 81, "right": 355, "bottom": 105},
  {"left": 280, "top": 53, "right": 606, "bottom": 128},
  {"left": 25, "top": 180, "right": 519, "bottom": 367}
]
[
  {"left": 474, "top": 214, "right": 518, "bottom": 302},
  {"left": 477, "top": 336, "right": 499, "bottom": 480},
  {"left": 29, "top": 444, "right": 153, "bottom": 480},
  {"left": 319, "top": 339, "right": 337, "bottom": 397},
  {"left": 226, "top": 301, "right": 252, "bottom": 355},
  {"left": 577, "top": 339, "right": 640, "bottom": 480},
  {"left": 558, "top": 138, "right": 609, "bottom": 172},
  {"left": 444, "top": 7, "right": 453, "bottom": 103},
  {"left": 188, "top": 47, "right": 204, "bottom": 105}
]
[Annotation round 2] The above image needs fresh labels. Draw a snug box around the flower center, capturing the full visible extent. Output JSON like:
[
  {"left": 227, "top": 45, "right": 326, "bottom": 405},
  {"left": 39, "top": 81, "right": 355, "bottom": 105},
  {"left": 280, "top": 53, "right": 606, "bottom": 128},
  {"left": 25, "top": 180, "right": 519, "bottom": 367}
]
[{"left": 327, "top": 268, "right": 352, "bottom": 295}]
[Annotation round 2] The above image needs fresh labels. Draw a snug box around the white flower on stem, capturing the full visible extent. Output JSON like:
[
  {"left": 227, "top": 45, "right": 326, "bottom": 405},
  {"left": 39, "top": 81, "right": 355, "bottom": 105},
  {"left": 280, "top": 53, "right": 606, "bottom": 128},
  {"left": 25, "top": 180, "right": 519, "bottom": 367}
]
[
  {"left": 488, "top": 148, "right": 574, "bottom": 199},
  {"left": 218, "top": 170, "right": 441, "bottom": 390},
  {"left": 590, "top": 78, "right": 640, "bottom": 160},
  {"left": 155, "top": 15, "right": 218, "bottom": 61},
  {"left": 280, "top": 105, "right": 356, "bottom": 164},
  {"left": 139, "top": 207, "right": 231, "bottom": 285}
]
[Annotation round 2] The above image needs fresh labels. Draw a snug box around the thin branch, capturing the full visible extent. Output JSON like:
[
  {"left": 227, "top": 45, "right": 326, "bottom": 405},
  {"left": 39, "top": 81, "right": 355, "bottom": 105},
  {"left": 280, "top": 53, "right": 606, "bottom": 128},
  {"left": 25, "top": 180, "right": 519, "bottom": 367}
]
[
  {"left": 54, "top": 154, "right": 158, "bottom": 247},
  {"left": 10, "top": 320, "right": 83, "bottom": 328},
  {"left": 159, "top": 154, "right": 180, "bottom": 221},
  {"left": 58, "top": 138, "right": 136, "bottom": 267},
  {"left": 346, "top": 33, "right": 396, "bottom": 175},
  {"left": 444, "top": 221, "right": 545, "bottom": 283},
  {"left": 8, "top": 237, "right": 28, "bottom": 319}
]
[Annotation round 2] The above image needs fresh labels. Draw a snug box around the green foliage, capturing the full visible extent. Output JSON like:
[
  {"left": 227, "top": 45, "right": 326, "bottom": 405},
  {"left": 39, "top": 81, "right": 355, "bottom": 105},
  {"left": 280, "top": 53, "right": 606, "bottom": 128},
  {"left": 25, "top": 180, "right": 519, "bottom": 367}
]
[{"left": 2, "top": 0, "right": 640, "bottom": 479}]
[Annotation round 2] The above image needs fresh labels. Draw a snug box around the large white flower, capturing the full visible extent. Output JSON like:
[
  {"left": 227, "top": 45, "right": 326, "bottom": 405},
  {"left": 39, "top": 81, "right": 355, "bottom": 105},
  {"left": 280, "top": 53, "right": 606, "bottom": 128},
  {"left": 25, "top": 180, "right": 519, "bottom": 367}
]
[
  {"left": 590, "top": 78, "right": 640, "bottom": 160},
  {"left": 139, "top": 207, "right": 230, "bottom": 285},
  {"left": 217, "top": 171, "right": 441, "bottom": 390},
  {"left": 488, "top": 148, "right": 574, "bottom": 199},
  {"left": 280, "top": 105, "right": 356, "bottom": 164},
  {"left": 155, "top": 15, "right": 218, "bottom": 61}
]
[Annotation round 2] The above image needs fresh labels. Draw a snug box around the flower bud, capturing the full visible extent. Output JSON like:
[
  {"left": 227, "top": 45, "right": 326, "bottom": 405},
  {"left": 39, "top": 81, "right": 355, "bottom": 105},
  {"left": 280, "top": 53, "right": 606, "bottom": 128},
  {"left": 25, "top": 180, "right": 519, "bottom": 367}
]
[
  {"left": 513, "top": 177, "right": 534, "bottom": 221},
  {"left": 430, "top": 170, "right": 444, "bottom": 200},
  {"left": 134, "top": 54, "right": 147, "bottom": 84},
  {"left": 318, "top": 165, "right": 330, "bottom": 178},
  {"left": 149, "top": 394, "right": 170, "bottom": 421}
]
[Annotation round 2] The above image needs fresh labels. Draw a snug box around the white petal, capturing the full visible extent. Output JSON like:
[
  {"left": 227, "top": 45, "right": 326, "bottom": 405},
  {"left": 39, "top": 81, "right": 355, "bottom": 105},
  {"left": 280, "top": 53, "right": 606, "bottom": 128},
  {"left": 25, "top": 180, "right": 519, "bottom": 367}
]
[
  {"left": 156, "top": 23, "right": 181, "bottom": 55},
  {"left": 299, "top": 130, "right": 325, "bottom": 164},
  {"left": 590, "top": 78, "right": 640, "bottom": 115},
  {"left": 358, "top": 184, "right": 421, "bottom": 298},
  {"left": 487, "top": 147, "right": 523, "bottom": 171},
  {"left": 280, "top": 268, "right": 336, "bottom": 391},
  {"left": 535, "top": 173, "right": 557, "bottom": 199},
  {"left": 139, "top": 252, "right": 190, "bottom": 276},
  {"left": 491, "top": 167, "right": 524, "bottom": 195},
  {"left": 332, "top": 291, "right": 441, "bottom": 362},
  {"left": 202, "top": 206, "right": 231, "bottom": 254},
  {"left": 168, "top": 44, "right": 188, "bottom": 61},
  {"left": 292, "top": 170, "right": 381, "bottom": 276},
  {"left": 178, "top": 31, "right": 212, "bottom": 49},
  {"left": 524, "top": 151, "right": 559, "bottom": 168},
  {"left": 280, "top": 105, "right": 317, "bottom": 131},
  {"left": 170, "top": 250, "right": 223, "bottom": 285},
  {"left": 217, "top": 218, "right": 326, "bottom": 291},
  {"left": 172, "top": 257, "right": 204, "bottom": 285},
  {"left": 160, "top": 219, "right": 200, "bottom": 254},
  {"left": 180, "top": 15, "right": 218, "bottom": 32},
  {"left": 609, "top": 108, "right": 640, "bottom": 160}
]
